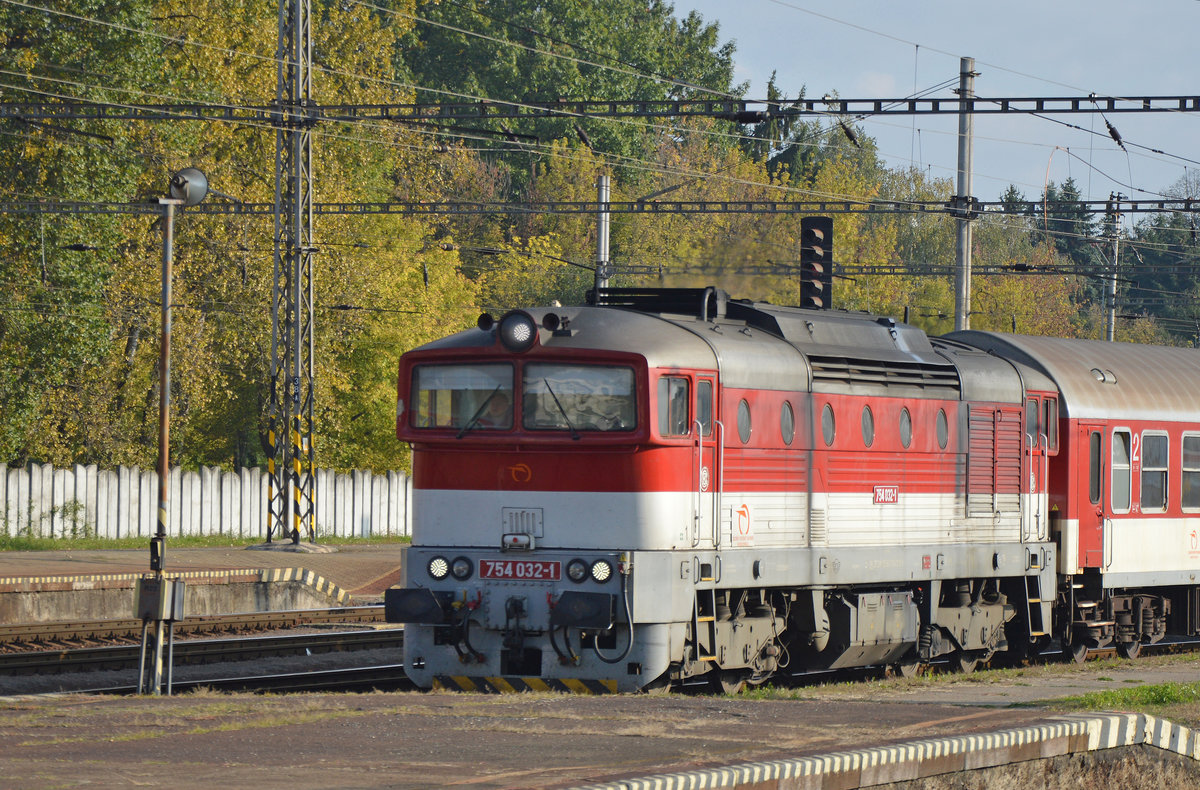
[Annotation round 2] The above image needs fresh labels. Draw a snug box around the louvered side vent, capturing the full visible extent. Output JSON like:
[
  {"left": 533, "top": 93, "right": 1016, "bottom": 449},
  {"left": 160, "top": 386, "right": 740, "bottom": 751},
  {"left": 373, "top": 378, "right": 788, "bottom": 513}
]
[
  {"left": 809, "top": 509, "right": 827, "bottom": 546},
  {"left": 968, "top": 406, "right": 1024, "bottom": 517},
  {"left": 968, "top": 407, "right": 996, "bottom": 518},
  {"left": 808, "top": 356, "right": 961, "bottom": 395}
]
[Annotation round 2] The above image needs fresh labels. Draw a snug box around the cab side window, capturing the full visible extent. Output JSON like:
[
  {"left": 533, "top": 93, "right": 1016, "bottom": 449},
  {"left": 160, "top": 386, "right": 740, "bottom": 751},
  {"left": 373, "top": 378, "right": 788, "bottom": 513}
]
[
  {"left": 657, "top": 376, "right": 690, "bottom": 437},
  {"left": 697, "top": 380, "right": 713, "bottom": 437}
]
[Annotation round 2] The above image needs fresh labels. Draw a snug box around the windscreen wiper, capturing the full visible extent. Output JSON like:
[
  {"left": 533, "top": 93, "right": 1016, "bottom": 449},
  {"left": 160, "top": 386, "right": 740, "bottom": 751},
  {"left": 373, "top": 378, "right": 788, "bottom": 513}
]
[
  {"left": 456, "top": 385, "right": 502, "bottom": 439},
  {"left": 543, "top": 378, "right": 581, "bottom": 440}
]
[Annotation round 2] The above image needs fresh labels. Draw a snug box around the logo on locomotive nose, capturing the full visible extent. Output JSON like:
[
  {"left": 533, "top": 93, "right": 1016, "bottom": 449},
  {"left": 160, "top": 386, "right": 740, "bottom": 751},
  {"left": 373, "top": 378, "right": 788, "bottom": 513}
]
[{"left": 508, "top": 463, "right": 532, "bottom": 483}]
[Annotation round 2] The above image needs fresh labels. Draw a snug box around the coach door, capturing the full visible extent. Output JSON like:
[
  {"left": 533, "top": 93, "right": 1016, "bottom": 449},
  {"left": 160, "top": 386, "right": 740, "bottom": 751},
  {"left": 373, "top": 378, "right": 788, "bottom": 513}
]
[{"left": 1077, "top": 423, "right": 1107, "bottom": 568}]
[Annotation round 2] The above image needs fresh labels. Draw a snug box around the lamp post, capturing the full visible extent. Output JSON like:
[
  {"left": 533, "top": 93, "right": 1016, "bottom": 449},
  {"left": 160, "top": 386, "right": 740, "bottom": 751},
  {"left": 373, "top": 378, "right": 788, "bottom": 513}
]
[{"left": 136, "top": 168, "right": 208, "bottom": 696}]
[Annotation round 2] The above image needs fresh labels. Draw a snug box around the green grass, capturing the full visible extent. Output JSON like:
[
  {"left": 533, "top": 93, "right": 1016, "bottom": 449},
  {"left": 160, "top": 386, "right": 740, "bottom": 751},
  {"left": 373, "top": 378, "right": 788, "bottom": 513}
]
[
  {"left": 1050, "top": 681, "right": 1200, "bottom": 712},
  {"left": 0, "top": 534, "right": 409, "bottom": 551}
]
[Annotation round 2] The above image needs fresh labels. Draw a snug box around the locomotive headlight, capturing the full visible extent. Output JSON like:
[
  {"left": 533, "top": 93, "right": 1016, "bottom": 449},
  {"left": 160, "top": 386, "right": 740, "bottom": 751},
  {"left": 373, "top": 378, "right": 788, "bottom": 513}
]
[
  {"left": 590, "top": 559, "right": 613, "bottom": 583},
  {"left": 566, "top": 559, "right": 589, "bottom": 583},
  {"left": 498, "top": 310, "right": 538, "bottom": 353},
  {"left": 450, "top": 556, "right": 474, "bottom": 580},
  {"left": 428, "top": 556, "right": 450, "bottom": 580}
]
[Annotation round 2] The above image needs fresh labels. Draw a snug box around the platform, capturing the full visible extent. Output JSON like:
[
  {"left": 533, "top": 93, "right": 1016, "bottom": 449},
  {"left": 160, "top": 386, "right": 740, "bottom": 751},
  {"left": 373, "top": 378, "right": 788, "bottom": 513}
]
[{"left": 0, "top": 543, "right": 405, "bottom": 624}]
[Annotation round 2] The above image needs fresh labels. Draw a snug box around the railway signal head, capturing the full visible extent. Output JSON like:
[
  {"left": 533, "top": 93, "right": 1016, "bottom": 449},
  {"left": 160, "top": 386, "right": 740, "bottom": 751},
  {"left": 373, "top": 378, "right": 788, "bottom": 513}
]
[{"left": 800, "top": 216, "right": 833, "bottom": 310}]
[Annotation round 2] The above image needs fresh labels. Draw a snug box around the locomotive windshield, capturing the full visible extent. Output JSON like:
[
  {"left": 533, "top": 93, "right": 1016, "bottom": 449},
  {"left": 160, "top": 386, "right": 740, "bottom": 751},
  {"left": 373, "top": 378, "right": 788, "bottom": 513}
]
[
  {"left": 409, "top": 362, "right": 635, "bottom": 433},
  {"left": 523, "top": 363, "right": 635, "bottom": 432},
  {"left": 411, "top": 363, "right": 513, "bottom": 430}
]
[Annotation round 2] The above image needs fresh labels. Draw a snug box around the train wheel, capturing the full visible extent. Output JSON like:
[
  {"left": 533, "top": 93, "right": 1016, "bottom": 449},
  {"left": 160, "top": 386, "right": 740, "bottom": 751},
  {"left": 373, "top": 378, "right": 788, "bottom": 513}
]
[
  {"left": 640, "top": 672, "right": 673, "bottom": 695},
  {"left": 1067, "top": 640, "right": 1088, "bottom": 664},
  {"left": 893, "top": 660, "right": 921, "bottom": 679},
  {"left": 951, "top": 651, "right": 979, "bottom": 674},
  {"left": 1116, "top": 639, "right": 1143, "bottom": 660},
  {"left": 710, "top": 669, "right": 748, "bottom": 695}
]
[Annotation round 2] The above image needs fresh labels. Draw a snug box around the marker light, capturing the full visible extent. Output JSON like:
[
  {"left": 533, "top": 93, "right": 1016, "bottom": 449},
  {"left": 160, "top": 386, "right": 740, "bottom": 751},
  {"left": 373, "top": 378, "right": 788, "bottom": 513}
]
[
  {"left": 450, "top": 556, "right": 474, "bottom": 580},
  {"left": 566, "top": 559, "right": 589, "bottom": 583},
  {"left": 428, "top": 556, "right": 449, "bottom": 580},
  {"left": 590, "top": 559, "right": 613, "bottom": 583},
  {"left": 498, "top": 310, "right": 538, "bottom": 352}
]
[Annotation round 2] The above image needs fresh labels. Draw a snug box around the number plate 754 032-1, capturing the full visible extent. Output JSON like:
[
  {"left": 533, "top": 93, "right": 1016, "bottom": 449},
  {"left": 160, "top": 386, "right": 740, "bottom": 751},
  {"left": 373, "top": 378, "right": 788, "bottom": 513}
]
[{"left": 478, "top": 559, "right": 561, "bottom": 581}]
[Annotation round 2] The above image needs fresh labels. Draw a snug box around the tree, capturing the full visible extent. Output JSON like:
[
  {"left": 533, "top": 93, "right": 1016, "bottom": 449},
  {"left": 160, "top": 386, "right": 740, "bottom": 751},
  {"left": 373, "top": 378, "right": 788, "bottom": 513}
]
[
  {"left": 0, "top": 0, "right": 165, "bottom": 464},
  {"left": 400, "top": 0, "right": 738, "bottom": 189}
]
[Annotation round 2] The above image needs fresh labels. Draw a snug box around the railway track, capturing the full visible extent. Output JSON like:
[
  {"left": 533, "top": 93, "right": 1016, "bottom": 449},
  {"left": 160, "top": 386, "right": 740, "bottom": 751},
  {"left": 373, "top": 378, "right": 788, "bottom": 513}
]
[
  {"left": 6, "top": 614, "right": 1195, "bottom": 698},
  {"left": 0, "top": 628, "right": 405, "bottom": 676},
  {"left": 0, "top": 605, "right": 386, "bottom": 651}
]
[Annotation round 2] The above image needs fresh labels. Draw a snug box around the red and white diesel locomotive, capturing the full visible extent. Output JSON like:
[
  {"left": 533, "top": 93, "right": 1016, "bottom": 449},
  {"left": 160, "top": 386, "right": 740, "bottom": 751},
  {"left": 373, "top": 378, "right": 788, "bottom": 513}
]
[{"left": 385, "top": 287, "right": 1200, "bottom": 692}]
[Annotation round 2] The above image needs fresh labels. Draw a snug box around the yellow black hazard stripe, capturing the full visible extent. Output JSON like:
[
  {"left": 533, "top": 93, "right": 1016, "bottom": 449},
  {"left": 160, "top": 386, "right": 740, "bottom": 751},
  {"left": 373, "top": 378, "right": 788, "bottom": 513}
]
[{"left": 434, "top": 675, "right": 618, "bottom": 694}]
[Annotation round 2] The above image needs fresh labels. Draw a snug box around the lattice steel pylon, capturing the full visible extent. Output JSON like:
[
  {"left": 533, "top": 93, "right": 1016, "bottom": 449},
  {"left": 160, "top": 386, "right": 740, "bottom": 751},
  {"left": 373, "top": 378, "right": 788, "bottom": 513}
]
[{"left": 268, "top": 0, "right": 316, "bottom": 544}]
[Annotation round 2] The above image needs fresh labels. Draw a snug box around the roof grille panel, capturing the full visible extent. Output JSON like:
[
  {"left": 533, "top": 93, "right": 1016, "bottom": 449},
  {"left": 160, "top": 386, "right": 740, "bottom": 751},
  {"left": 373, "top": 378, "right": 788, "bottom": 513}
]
[{"left": 809, "top": 355, "right": 961, "bottom": 394}]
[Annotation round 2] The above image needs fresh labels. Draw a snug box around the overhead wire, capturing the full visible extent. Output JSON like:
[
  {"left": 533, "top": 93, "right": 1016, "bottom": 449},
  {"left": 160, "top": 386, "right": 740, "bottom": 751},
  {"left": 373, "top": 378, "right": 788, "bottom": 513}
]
[
  {"left": 756, "top": 0, "right": 1198, "bottom": 200},
  {"left": 1, "top": 0, "right": 1197, "bottom": 261},
  {"left": 0, "top": 0, "right": 912, "bottom": 207}
]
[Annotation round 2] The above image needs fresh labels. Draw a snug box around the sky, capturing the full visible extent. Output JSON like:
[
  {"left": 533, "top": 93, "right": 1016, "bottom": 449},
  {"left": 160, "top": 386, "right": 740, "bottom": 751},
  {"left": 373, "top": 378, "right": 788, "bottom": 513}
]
[{"left": 674, "top": 1, "right": 1200, "bottom": 208}]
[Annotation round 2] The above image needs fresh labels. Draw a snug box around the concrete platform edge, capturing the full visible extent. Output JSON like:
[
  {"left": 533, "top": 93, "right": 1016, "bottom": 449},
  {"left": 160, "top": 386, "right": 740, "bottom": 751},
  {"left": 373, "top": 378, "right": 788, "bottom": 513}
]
[
  {"left": 0, "top": 566, "right": 351, "bottom": 615},
  {"left": 567, "top": 713, "right": 1199, "bottom": 790}
]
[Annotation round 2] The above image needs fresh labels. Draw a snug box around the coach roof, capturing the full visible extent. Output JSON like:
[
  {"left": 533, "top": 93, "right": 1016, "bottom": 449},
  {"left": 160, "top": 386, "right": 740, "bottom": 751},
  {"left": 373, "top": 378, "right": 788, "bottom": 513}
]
[{"left": 948, "top": 332, "right": 1200, "bottom": 421}]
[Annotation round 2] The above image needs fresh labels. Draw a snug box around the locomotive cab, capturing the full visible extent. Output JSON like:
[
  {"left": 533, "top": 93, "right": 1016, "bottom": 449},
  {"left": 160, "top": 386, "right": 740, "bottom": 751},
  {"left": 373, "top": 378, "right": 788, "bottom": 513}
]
[{"left": 389, "top": 300, "right": 738, "bottom": 691}]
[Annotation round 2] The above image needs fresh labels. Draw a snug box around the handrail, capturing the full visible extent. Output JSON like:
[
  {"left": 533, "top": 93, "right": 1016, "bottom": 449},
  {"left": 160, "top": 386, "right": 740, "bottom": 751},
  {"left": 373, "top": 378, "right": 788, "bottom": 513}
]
[
  {"left": 692, "top": 419, "right": 703, "bottom": 548},
  {"left": 713, "top": 419, "right": 725, "bottom": 548}
]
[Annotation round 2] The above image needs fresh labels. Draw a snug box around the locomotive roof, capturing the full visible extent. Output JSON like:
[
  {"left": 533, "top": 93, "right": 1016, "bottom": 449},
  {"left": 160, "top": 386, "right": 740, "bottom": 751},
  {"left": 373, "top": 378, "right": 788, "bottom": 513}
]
[
  {"left": 948, "top": 331, "right": 1200, "bottom": 421},
  {"left": 412, "top": 305, "right": 722, "bottom": 371}
]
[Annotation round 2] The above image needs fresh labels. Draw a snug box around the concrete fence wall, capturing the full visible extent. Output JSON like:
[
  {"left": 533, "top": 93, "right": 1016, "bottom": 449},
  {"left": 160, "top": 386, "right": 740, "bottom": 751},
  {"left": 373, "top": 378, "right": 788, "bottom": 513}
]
[{"left": 0, "top": 463, "right": 411, "bottom": 540}]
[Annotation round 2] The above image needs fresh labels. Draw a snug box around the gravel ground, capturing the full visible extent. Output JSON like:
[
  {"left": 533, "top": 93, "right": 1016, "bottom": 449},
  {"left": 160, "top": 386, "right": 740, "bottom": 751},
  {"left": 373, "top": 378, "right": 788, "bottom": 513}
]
[{"left": 0, "top": 651, "right": 1197, "bottom": 789}]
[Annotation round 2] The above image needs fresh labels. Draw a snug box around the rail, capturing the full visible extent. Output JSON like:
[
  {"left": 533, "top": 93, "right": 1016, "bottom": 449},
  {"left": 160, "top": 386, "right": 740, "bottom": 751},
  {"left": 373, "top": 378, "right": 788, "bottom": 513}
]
[{"left": 0, "top": 606, "right": 385, "bottom": 649}]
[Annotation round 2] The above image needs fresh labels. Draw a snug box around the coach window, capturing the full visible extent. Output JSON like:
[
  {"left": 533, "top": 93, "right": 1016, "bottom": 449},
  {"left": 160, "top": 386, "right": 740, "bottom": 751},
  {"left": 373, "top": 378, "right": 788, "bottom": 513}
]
[
  {"left": 899, "top": 407, "right": 912, "bottom": 448},
  {"left": 821, "top": 403, "right": 835, "bottom": 447},
  {"left": 861, "top": 405, "right": 875, "bottom": 447},
  {"left": 936, "top": 409, "right": 949, "bottom": 450},
  {"left": 1141, "top": 432, "right": 1168, "bottom": 512},
  {"left": 697, "top": 380, "right": 713, "bottom": 436},
  {"left": 657, "top": 376, "right": 690, "bottom": 437},
  {"left": 1111, "top": 429, "right": 1132, "bottom": 513},
  {"left": 1043, "top": 397, "right": 1059, "bottom": 451},
  {"left": 1183, "top": 434, "right": 1200, "bottom": 512},
  {"left": 1089, "top": 431, "right": 1102, "bottom": 504},
  {"left": 781, "top": 400, "right": 795, "bottom": 446},
  {"left": 737, "top": 399, "right": 752, "bottom": 444}
]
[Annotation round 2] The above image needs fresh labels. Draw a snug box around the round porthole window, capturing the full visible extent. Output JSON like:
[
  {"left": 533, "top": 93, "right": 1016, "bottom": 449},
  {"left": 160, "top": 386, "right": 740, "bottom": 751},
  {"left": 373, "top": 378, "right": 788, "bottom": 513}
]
[
  {"left": 737, "top": 399, "right": 752, "bottom": 444},
  {"left": 937, "top": 409, "right": 949, "bottom": 450},
  {"left": 781, "top": 401, "right": 795, "bottom": 446},
  {"left": 821, "top": 403, "right": 835, "bottom": 447},
  {"left": 899, "top": 408, "right": 912, "bottom": 448},
  {"left": 861, "top": 405, "right": 875, "bottom": 447}
]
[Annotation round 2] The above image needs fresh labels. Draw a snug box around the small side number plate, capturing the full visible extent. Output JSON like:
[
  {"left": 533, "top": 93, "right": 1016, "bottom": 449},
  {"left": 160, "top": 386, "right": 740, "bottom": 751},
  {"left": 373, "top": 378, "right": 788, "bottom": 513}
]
[{"left": 479, "top": 559, "right": 561, "bottom": 581}]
